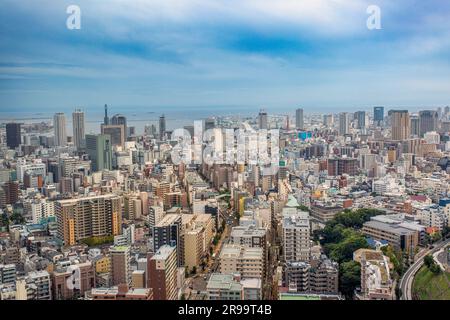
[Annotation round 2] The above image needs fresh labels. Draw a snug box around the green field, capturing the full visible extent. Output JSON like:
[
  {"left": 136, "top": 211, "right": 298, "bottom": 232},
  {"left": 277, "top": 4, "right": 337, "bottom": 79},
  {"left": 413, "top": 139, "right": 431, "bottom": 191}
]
[{"left": 413, "top": 266, "right": 450, "bottom": 300}]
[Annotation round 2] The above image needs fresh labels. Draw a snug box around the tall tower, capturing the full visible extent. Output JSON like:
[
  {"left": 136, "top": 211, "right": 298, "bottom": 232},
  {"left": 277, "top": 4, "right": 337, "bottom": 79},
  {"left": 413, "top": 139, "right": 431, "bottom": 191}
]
[
  {"left": 53, "top": 113, "right": 67, "bottom": 147},
  {"left": 104, "top": 104, "right": 109, "bottom": 125},
  {"left": 390, "top": 110, "right": 410, "bottom": 140},
  {"left": 338, "top": 112, "right": 350, "bottom": 135},
  {"left": 295, "top": 108, "right": 304, "bottom": 130},
  {"left": 373, "top": 106, "right": 384, "bottom": 126},
  {"left": 258, "top": 109, "right": 268, "bottom": 130},
  {"left": 419, "top": 110, "right": 438, "bottom": 137},
  {"left": 6, "top": 123, "right": 21, "bottom": 149},
  {"left": 355, "top": 111, "right": 366, "bottom": 129},
  {"left": 85, "top": 133, "right": 112, "bottom": 172},
  {"left": 159, "top": 114, "right": 166, "bottom": 140},
  {"left": 111, "top": 114, "right": 127, "bottom": 139},
  {"left": 72, "top": 109, "right": 85, "bottom": 150}
]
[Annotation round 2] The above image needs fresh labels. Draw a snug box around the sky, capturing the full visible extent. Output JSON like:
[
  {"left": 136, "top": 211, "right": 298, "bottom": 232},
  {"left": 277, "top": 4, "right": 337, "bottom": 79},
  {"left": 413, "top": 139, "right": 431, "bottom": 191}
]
[{"left": 1, "top": 0, "right": 450, "bottom": 113}]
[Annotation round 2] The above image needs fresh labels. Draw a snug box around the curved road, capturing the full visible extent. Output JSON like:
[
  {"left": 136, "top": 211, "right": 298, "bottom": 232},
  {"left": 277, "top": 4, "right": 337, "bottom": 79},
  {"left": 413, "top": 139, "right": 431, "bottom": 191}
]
[{"left": 400, "top": 239, "right": 450, "bottom": 300}]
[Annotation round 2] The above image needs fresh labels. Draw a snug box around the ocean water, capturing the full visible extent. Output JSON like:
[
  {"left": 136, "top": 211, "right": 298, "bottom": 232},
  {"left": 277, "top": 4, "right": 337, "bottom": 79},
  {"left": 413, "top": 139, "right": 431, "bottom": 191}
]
[{"left": 0, "top": 105, "right": 261, "bottom": 134}]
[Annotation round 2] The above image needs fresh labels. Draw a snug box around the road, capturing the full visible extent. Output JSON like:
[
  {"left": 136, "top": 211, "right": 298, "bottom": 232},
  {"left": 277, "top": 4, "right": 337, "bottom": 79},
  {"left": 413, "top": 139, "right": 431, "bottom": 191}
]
[{"left": 399, "top": 239, "right": 450, "bottom": 300}]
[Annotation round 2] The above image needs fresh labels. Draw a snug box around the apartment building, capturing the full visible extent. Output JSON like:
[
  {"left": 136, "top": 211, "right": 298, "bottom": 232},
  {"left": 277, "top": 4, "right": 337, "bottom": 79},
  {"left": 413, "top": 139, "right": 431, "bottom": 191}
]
[
  {"left": 206, "top": 273, "right": 242, "bottom": 300},
  {"left": 220, "top": 244, "right": 264, "bottom": 279},
  {"left": 55, "top": 194, "right": 122, "bottom": 246},
  {"left": 147, "top": 245, "right": 178, "bottom": 300},
  {"left": 282, "top": 208, "right": 311, "bottom": 262}
]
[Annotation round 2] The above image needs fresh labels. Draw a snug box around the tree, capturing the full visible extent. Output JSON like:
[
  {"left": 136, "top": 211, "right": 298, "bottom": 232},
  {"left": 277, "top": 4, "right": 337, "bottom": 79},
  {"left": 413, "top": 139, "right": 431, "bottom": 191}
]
[
  {"left": 191, "top": 266, "right": 197, "bottom": 275},
  {"left": 339, "top": 261, "right": 361, "bottom": 299}
]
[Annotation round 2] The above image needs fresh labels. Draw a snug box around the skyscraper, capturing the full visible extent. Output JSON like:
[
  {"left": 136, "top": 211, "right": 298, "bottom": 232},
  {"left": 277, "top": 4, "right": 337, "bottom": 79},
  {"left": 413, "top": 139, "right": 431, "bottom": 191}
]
[
  {"left": 101, "top": 124, "right": 125, "bottom": 147},
  {"left": 85, "top": 134, "right": 112, "bottom": 172},
  {"left": 374, "top": 106, "right": 384, "bottom": 125},
  {"left": 159, "top": 114, "right": 166, "bottom": 140},
  {"left": 72, "top": 109, "right": 85, "bottom": 150},
  {"left": 419, "top": 110, "right": 438, "bottom": 137},
  {"left": 104, "top": 104, "right": 109, "bottom": 125},
  {"left": 111, "top": 114, "right": 127, "bottom": 139},
  {"left": 410, "top": 115, "right": 420, "bottom": 137},
  {"left": 355, "top": 111, "right": 366, "bottom": 129},
  {"left": 6, "top": 123, "right": 21, "bottom": 149},
  {"left": 295, "top": 108, "right": 304, "bottom": 130},
  {"left": 390, "top": 110, "right": 410, "bottom": 140},
  {"left": 338, "top": 112, "right": 350, "bottom": 135},
  {"left": 258, "top": 109, "right": 268, "bottom": 130},
  {"left": 53, "top": 113, "right": 67, "bottom": 147}
]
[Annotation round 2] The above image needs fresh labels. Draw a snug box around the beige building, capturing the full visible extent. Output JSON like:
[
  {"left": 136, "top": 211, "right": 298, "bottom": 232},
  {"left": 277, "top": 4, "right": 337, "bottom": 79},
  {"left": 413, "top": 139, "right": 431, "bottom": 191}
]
[
  {"left": 220, "top": 244, "right": 264, "bottom": 279},
  {"left": 55, "top": 194, "right": 122, "bottom": 246}
]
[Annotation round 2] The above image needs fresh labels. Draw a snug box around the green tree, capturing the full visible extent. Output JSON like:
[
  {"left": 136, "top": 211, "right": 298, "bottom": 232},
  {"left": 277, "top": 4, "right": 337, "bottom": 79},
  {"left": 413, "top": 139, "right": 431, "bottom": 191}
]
[{"left": 339, "top": 260, "right": 361, "bottom": 299}]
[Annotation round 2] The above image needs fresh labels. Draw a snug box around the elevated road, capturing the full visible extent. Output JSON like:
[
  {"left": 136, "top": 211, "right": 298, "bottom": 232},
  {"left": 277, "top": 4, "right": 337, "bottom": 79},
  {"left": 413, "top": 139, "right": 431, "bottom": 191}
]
[{"left": 399, "top": 239, "right": 450, "bottom": 300}]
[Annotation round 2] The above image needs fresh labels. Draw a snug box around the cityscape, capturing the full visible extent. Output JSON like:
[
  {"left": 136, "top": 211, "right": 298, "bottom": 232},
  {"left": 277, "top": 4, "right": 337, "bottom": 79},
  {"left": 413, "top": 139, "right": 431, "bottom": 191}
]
[
  {"left": 1, "top": 106, "right": 449, "bottom": 301},
  {"left": 1, "top": 0, "right": 450, "bottom": 304}
]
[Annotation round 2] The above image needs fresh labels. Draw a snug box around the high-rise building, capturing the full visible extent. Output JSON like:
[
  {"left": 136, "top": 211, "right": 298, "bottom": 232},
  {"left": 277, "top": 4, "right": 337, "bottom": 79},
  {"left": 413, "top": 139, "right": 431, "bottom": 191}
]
[
  {"left": 282, "top": 208, "right": 310, "bottom": 262},
  {"left": 53, "top": 113, "right": 67, "bottom": 147},
  {"left": 6, "top": 123, "right": 21, "bottom": 149},
  {"left": 258, "top": 109, "right": 268, "bottom": 130},
  {"left": 110, "top": 246, "right": 132, "bottom": 286},
  {"left": 85, "top": 133, "right": 112, "bottom": 172},
  {"left": 147, "top": 245, "right": 178, "bottom": 300},
  {"left": 327, "top": 157, "right": 358, "bottom": 176},
  {"left": 159, "top": 114, "right": 166, "bottom": 140},
  {"left": 410, "top": 115, "right": 420, "bottom": 136},
  {"left": 296, "top": 108, "right": 304, "bottom": 130},
  {"left": 111, "top": 114, "right": 127, "bottom": 139},
  {"left": 72, "top": 109, "right": 85, "bottom": 150},
  {"left": 205, "top": 118, "right": 215, "bottom": 131},
  {"left": 55, "top": 194, "right": 122, "bottom": 245},
  {"left": 152, "top": 214, "right": 183, "bottom": 266},
  {"left": 419, "top": 110, "right": 438, "bottom": 137},
  {"left": 355, "top": 111, "right": 366, "bottom": 129},
  {"left": 390, "top": 110, "right": 410, "bottom": 140},
  {"left": 374, "top": 106, "right": 384, "bottom": 125},
  {"left": 338, "top": 112, "right": 350, "bottom": 135},
  {"left": 101, "top": 124, "right": 125, "bottom": 147}
]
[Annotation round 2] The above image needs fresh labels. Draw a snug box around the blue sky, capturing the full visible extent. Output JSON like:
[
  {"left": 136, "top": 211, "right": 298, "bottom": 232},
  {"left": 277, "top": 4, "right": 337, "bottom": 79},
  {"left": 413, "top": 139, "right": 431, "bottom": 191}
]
[{"left": 1, "top": 0, "right": 450, "bottom": 112}]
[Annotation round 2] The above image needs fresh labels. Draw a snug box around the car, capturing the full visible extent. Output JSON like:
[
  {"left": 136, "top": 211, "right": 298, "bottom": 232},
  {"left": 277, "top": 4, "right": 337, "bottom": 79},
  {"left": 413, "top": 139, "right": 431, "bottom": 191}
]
[{"left": 203, "top": 276, "right": 208, "bottom": 280}]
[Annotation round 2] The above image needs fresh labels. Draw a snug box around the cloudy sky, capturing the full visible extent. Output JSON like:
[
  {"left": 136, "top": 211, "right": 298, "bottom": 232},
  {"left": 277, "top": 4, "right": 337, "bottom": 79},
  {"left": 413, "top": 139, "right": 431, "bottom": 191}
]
[{"left": 1, "top": 0, "right": 450, "bottom": 112}]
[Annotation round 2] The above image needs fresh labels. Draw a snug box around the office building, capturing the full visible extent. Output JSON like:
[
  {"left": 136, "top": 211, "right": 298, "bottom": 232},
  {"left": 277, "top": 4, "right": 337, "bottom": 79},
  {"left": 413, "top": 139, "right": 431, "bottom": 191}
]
[
  {"left": 390, "top": 110, "right": 410, "bottom": 140},
  {"left": 258, "top": 109, "right": 268, "bottom": 130},
  {"left": 85, "top": 133, "right": 112, "bottom": 172},
  {"left": 111, "top": 114, "right": 127, "bottom": 139},
  {"left": 374, "top": 106, "right": 384, "bottom": 125},
  {"left": 6, "top": 123, "right": 21, "bottom": 149},
  {"left": 159, "top": 114, "right": 166, "bottom": 140},
  {"left": 419, "top": 110, "right": 439, "bottom": 137},
  {"left": 72, "top": 109, "right": 85, "bottom": 150},
  {"left": 101, "top": 124, "right": 125, "bottom": 148},
  {"left": 410, "top": 115, "right": 420, "bottom": 136},
  {"left": 355, "top": 111, "right": 366, "bottom": 129},
  {"left": 338, "top": 112, "right": 350, "bottom": 135}
]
